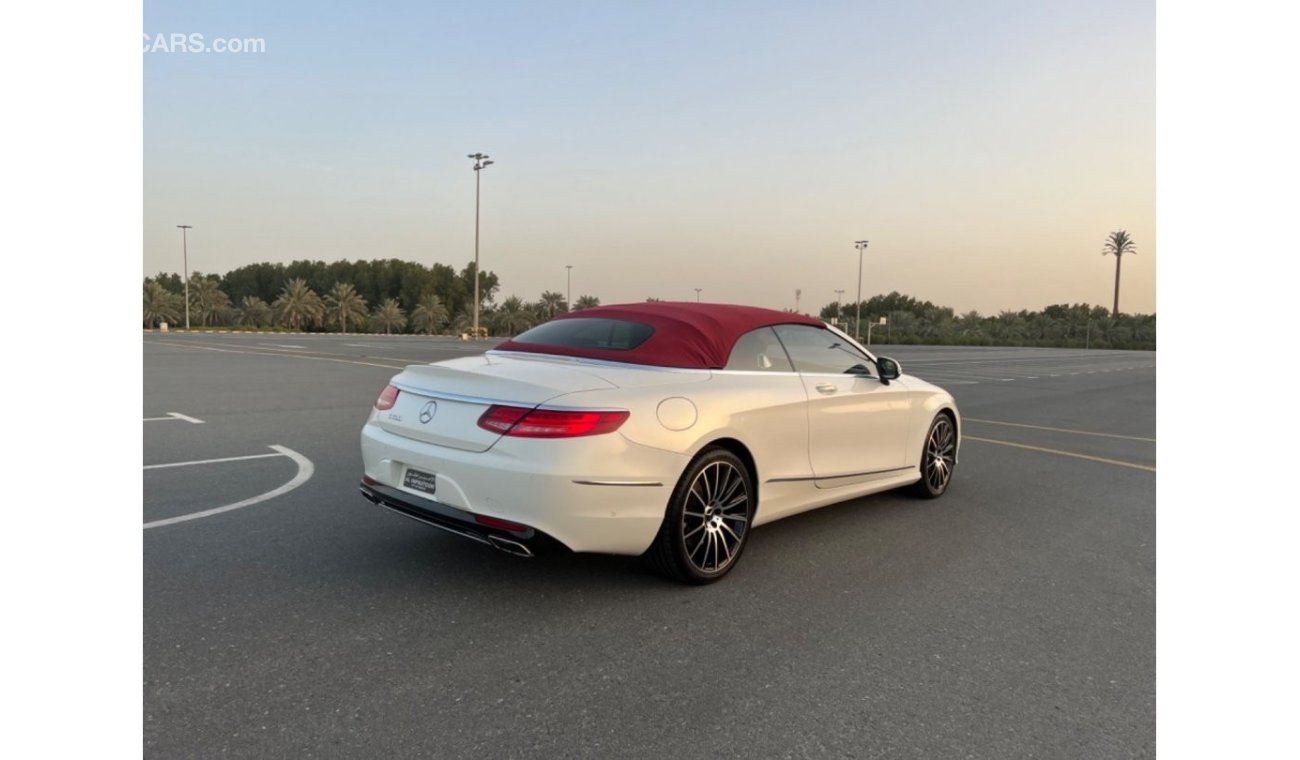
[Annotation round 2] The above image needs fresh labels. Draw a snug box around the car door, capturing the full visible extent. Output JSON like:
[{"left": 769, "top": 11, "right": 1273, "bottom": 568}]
[{"left": 771, "top": 324, "right": 915, "bottom": 487}]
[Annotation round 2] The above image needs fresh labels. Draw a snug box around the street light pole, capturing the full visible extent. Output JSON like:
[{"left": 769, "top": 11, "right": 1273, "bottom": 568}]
[
  {"left": 833, "top": 289, "right": 845, "bottom": 326},
  {"left": 694, "top": 288, "right": 702, "bottom": 302},
  {"left": 854, "top": 240, "right": 869, "bottom": 340},
  {"left": 177, "top": 225, "right": 192, "bottom": 330},
  {"left": 467, "top": 153, "right": 494, "bottom": 338},
  {"left": 566, "top": 265, "right": 573, "bottom": 311}
]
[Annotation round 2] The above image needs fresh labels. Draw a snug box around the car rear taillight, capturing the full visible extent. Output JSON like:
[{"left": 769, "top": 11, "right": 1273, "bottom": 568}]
[
  {"left": 374, "top": 384, "right": 400, "bottom": 411},
  {"left": 476, "top": 405, "right": 629, "bottom": 438}
]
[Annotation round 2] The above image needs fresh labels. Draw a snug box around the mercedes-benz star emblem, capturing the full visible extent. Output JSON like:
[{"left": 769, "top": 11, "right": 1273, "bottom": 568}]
[{"left": 418, "top": 400, "right": 438, "bottom": 424}]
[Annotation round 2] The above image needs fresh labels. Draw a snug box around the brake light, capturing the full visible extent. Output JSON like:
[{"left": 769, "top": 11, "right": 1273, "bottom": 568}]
[
  {"left": 476, "top": 405, "right": 629, "bottom": 438},
  {"left": 374, "top": 384, "right": 400, "bottom": 410}
]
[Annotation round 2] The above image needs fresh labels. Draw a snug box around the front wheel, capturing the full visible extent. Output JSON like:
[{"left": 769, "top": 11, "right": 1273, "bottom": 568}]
[
  {"left": 649, "top": 448, "right": 754, "bottom": 584},
  {"left": 911, "top": 414, "right": 957, "bottom": 498}
]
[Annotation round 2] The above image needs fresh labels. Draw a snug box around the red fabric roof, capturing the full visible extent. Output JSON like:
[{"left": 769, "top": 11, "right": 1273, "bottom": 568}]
[{"left": 493, "top": 302, "right": 824, "bottom": 369}]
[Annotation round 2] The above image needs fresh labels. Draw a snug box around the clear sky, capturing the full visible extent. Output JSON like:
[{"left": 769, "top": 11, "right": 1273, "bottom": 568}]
[{"left": 144, "top": 0, "right": 1155, "bottom": 315}]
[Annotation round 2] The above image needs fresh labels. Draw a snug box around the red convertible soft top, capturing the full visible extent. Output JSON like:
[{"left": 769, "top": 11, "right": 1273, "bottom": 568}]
[{"left": 493, "top": 302, "right": 824, "bottom": 369}]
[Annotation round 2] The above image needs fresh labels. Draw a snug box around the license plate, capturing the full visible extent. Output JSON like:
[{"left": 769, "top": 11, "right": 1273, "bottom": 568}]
[{"left": 402, "top": 467, "right": 437, "bottom": 496}]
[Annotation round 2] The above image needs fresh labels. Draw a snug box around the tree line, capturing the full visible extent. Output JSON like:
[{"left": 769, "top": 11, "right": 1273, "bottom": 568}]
[
  {"left": 143, "top": 259, "right": 1154, "bottom": 348},
  {"left": 142, "top": 258, "right": 600, "bottom": 336},
  {"left": 816, "top": 292, "right": 1155, "bottom": 350}
]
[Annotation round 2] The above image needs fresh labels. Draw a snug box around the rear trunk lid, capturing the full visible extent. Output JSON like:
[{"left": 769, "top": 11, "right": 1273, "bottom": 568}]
[{"left": 375, "top": 355, "right": 618, "bottom": 452}]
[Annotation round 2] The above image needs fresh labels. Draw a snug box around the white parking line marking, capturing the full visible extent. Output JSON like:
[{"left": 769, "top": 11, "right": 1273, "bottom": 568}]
[
  {"left": 143, "top": 412, "right": 205, "bottom": 424},
  {"left": 272, "top": 344, "right": 306, "bottom": 349},
  {"left": 144, "top": 445, "right": 314, "bottom": 529},
  {"left": 144, "top": 451, "right": 282, "bottom": 470},
  {"left": 965, "top": 436, "right": 1155, "bottom": 473},
  {"left": 964, "top": 418, "right": 1156, "bottom": 442},
  {"left": 155, "top": 341, "right": 405, "bottom": 370}
]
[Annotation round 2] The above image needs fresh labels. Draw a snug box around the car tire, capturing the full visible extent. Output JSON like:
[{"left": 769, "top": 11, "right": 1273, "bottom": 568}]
[
  {"left": 911, "top": 413, "right": 957, "bottom": 498},
  {"left": 649, "top": 448, "right": 755, "bottom": 584}
]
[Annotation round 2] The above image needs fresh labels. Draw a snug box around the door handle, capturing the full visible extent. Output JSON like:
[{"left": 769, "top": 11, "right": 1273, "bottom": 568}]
[{"left": 815, "top": 383, "right": 838, "bottom": 394}]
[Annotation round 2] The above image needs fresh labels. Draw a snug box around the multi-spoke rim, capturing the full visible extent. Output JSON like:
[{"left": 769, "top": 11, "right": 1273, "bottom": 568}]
[
  {"left": 681, "top": 461, "right": 750, "bottom": 574},
  {"left": 924, "top": 417, "right": 956, "bottom": 493}
]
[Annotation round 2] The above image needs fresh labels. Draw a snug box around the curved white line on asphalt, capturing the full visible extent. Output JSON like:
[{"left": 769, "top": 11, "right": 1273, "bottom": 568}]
[{"left": 143, "top": 445, "right": 314, "bottom": 530}]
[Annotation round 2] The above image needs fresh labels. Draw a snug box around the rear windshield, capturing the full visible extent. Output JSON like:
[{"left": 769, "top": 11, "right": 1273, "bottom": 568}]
[{"left": 511, "top": 318, "right": 655, "bottom": 351}]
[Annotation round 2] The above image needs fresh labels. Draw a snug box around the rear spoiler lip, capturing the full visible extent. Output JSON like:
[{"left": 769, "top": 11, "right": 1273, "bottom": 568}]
[{"left": 388, "top": 380, "right": 541, "bottom": 409}]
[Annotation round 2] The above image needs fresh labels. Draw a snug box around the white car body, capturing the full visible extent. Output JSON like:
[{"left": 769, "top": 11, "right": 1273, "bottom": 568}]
[{"left": 359, "top": 313, "right": 960, "bottom": 572}]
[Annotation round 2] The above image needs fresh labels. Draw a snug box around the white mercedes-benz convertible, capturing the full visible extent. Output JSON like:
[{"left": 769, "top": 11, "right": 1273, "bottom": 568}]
[{"left": 359, "top": 302, "right": 959, "bottom": 583}]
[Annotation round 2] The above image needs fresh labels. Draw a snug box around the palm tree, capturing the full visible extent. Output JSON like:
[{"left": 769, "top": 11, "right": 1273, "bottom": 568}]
[
  {"left": 491, "top": 295, "right": 531, "bottom": 336},
  {"left": 538, "top": 291, "right": 566, "bottom": 318},
  {"left": 323, "top": 282, "right": 368, "bottom": 334},
  {"left": 188, "top": 275, "right": 233, "bottom": 326},
  {"left": 1102, "top": 230, "right": 1136, "bottom": 315},
  {"left": 273, "top": 278, "right": 325, "bottom": 331},
  {"left": 143, "top": 281, "right": 181, "bottom": 328},
  {"left": 572, "top": 295, "right": 601, "bottom": 311},
  {"left": 370, "top": 298, "right": 407, "bottom": 335},
  {"left": 410, "top": 293, "right": 449, "bottom": 335},
  {"left": 235, "top": 296, "right": 273, "bottom": 327}
]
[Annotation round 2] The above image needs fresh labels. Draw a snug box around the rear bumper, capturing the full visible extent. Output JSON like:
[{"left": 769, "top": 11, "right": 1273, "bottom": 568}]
[
  {"left": 360, "top": 421, "right": 686, "bottom": 555},
  {"left": 359, "top": 479, "right": 544, "bottom": 557}
]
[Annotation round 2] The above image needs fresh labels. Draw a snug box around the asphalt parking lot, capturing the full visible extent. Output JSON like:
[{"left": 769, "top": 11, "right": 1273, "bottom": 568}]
[{"left": 144, "top": 333, "right": 1155, "bottom": 758}]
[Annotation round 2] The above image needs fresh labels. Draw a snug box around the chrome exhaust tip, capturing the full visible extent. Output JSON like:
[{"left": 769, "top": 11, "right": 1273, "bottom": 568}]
[{"left": 487, "top": 534, "right": 534, "bottom": 558}]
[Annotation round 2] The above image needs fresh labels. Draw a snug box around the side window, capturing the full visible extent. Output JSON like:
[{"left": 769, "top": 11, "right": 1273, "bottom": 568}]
[
  {"left": 724, "top": 327, "right": 794, "bottom": 372},
  {"left": 772, "top": 324, "right": 875, "bottom": 376}
]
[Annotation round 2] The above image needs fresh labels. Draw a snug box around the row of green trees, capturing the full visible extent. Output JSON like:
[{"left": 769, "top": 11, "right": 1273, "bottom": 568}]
[
  {"left": 143, "top": 259, "right": 1155, "bottom": 348},
  {"left": 143, "top": 259, "right": 602, "bottom": 336},
  {"left": 817, "top": 292, "right": 1155, "bottom": 350}
]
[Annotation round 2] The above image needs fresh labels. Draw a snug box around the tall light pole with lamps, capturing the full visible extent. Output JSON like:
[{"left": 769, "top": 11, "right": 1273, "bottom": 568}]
[
  {"left": 694, "top": 288, "right": 702, "bottom": 302},
  {"left": 467, "top": 153, "right": 494, "bottom": 337},
  {"left": 177, "top": 225, "right": 192, "bottom": 330},
  {"left": 833, "top": 289, "right": 845, "bottom": 326},
  {"left": 566, "top": 265, "right": 573, "bottom": 311},
  {"left": 854, "top": 240, "right": 869, "bottom": 340}
]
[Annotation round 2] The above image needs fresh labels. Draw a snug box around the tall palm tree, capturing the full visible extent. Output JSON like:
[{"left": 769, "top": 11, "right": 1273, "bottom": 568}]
[
  {"left": 188, "top": 275, "right": 233, "bottom": 326},
  {"left": 410, "top": 293, "right": 449, "bottom": 335},
  {"left": 235, "top": 296, "right": 273, "bottom": 327},
  {"left": 572, "top": 295, "right": 601, "bottom": 311},
  {"left": 370, "top": 298, "right": 407, "bottom": 335},
  {"left": 273, "top": 278, "right": 325, "bottom": 331},
  {"left": 143, "top": 280, "right": 181, "bottom": 328},
  {"left": 1102, "top": 230, "right": 1136, "bottom": 316},
  {"left": 324, "top": 282, "right": 368, "bottom": 334}
]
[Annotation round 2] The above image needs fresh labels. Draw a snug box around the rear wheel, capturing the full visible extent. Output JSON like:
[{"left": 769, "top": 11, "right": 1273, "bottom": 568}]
[
  {"left": 911, "top": 414, "right": 957, "bottom": 498},
  {"left": 650, "top": 448, "right": 754, "bottom": 584}
]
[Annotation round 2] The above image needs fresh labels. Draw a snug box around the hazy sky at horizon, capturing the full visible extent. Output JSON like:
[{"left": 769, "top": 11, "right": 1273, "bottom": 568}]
[{"left": 144, "top": 0, "right": 1155, "bottom": 315}]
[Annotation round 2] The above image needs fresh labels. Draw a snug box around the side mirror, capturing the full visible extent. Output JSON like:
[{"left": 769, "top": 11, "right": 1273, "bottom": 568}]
[{"left": 877, "top": 357, "right": 901, "bottom": 383}]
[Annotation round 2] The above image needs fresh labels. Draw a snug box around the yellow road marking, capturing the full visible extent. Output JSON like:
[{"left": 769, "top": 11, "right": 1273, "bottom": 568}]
[
  {"left": 964, "top": 417, "right": 1155, "bottom": 442},
  {"left": 964, "top": 435, "right": 1155, "bottom": 472},
  {"left": 154, "top": 340, "right": 405, "bottom": 370}
]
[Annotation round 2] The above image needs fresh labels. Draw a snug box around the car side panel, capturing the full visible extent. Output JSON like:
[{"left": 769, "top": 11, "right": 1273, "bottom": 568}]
[{"left": 548, "top": 372, "right": 816, "bottom": 523}]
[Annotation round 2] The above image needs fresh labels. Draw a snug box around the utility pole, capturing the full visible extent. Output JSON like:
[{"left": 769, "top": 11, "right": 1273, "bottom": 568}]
[
  {"left": 467, "top": 153, "right": 495, "bottom": 337},
  {"left": 854, "top": 240, "right": 869, "bottom": 340},
  {"left": 177, "top": 225, "right": 192, "bottom": 330}
]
